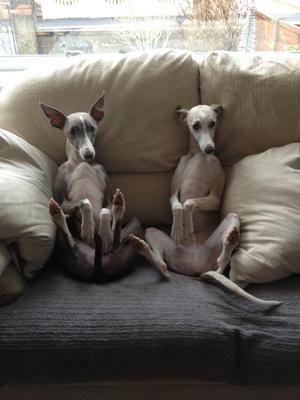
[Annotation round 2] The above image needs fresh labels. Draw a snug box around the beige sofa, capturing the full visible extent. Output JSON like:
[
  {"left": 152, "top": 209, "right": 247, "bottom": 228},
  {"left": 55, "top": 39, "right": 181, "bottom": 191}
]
[{"left": 0, "top": 50, "right": 300, "bottom": 398}]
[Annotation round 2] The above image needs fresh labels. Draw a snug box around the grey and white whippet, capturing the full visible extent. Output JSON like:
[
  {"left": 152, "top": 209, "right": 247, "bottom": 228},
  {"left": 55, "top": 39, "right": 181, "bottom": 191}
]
[
  {"left": 40, "top": 93, "right": 142, "bottom": 282},
  {"left": 130, "top": 104, "right": 281, "bottom": 307}
]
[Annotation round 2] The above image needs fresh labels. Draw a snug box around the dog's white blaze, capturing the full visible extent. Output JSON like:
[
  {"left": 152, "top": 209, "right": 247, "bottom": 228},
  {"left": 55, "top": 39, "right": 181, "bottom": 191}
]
[
  {"left": 79, "top": 116, "right": 95, "bottom": 159},
  {"left": 198, "top": 131, "right": 214, "bottom": 152}
]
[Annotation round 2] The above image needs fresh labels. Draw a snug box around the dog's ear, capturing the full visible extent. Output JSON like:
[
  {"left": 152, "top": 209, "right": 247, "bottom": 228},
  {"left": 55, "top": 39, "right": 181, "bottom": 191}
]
[
  {"left": 175, "top": 106, "right": 189, "bottom": 121},
  {"left": 90, "top": 92, "right": 104, "bottom": 122},
  {"left": 40, "top": 102, "right": 66, "bottom": 130},
  {"left": 211, "top": 104, "right": 223, "bottom": 117}
]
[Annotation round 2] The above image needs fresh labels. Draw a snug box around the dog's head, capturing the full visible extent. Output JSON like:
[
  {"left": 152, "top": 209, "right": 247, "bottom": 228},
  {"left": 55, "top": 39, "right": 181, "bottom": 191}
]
[
  {"left": 175, "top": 104, "right": 223, "bottom": 155},
  {"left": 40, "top": 92, "right": 105, "bottom": 162}
]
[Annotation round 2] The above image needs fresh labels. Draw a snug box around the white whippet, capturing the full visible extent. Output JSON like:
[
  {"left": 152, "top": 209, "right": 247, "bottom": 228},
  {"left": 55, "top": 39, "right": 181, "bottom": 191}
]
[
  {"left": 130, "top": 104, "right": 281, "bottom": 307},
  {"left": 40, "top": 93, "right": 142, "bottom": 282}
]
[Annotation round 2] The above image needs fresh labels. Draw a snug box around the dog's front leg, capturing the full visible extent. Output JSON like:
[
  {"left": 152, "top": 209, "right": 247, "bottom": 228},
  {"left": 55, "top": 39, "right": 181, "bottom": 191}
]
[
  {"left": 170, "top": 154, "right": 190, "bottom": 246},
  {"left": 80, "top": 199, "right": 95, "bottom": 246},
  {"left": 170, "top": 191, "right": 184, "bottom": 246},
  {"left": 111, "top": 189, "right": 126, "bottom": 252},
  {"left": 183, "top": 200, "right": 194, "bottom": 239},
  {"left": 187, "top": 194, "right": 221, "bottom": 212},
  {"left": 99, "top": 208, "right": 112, "bottom": 254}
]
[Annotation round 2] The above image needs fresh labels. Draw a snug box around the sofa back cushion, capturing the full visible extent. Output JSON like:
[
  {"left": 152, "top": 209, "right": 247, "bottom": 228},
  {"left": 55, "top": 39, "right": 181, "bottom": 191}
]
[
  {"left": 199, "top": 51, "right": 300, "bottom": 167},
  {"left": 0, "top": 50, "right": 199, "bottom": 225},
  {"left": 0, "top": 50, "right": 198, "bottom": 172}
]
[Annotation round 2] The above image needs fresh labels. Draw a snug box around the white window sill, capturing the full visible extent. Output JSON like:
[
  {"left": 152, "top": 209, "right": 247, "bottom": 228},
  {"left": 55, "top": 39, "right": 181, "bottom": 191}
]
[{"left": 0, "top": 55, "right": 65, "bottom": 90}]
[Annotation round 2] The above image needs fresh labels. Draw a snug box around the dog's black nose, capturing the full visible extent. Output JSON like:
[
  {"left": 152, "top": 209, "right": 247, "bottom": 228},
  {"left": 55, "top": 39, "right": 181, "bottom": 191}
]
[
  {"left": 84, "top": 151, "right": 94, "bottom": 161},
  {"left": 204, "top": 145, "right": 215, "bottom": 154}
]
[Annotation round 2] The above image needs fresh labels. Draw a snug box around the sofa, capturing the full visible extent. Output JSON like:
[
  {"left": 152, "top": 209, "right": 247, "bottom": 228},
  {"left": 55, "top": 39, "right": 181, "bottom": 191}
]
[{"left": 0, "top": 49, "right": 300, "bottom": 399}]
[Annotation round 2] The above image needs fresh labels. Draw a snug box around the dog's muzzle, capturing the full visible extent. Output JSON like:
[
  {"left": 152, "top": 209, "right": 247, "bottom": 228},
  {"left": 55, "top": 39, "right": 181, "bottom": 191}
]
[
  {"left": 83, "top": 150, "right": 95, "bottom": 161},
  {"left": 204, "top": 145, "right": 215, "bottom": 154}
]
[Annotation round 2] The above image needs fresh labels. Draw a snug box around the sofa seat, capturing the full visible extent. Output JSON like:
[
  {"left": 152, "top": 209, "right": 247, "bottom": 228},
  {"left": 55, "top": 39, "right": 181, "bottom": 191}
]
[{"left": 1, "top": 254, "right": 300, "bottom": 386}]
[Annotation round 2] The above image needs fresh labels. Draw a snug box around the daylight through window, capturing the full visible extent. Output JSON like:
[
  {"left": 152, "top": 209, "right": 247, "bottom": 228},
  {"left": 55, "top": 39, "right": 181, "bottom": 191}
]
[{"left": 0, "top": 0, "right": 299, "bottom": 56}]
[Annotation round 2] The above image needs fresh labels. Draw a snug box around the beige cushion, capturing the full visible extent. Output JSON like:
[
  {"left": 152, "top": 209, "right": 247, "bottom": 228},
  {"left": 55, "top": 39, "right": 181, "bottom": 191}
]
[
  {"left": 0, "top": 241, "right": 26, "bottom": 305},
  {"left": 222, "top": 143, "right": 300, "bottom": 286},
  {"left": 200, "top": 51, "right": 300, "bottom": 167},
  {"left": 0, "top": 50, "right": 198, "bottom": 173},
  {"left": 0, "top": 129, "right": 57, "bottom": 280},
  {"left": 110, "top": 172, "right": 172, "bottom": 225}
]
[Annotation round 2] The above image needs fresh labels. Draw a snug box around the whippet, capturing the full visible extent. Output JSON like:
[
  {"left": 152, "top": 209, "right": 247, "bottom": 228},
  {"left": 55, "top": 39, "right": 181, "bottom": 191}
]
[
  {"left": 130, "top": 104, "right": 281, "bottom": 307},
  {"left": 40, "top": 93, "right": 142, "bottom": 282}
]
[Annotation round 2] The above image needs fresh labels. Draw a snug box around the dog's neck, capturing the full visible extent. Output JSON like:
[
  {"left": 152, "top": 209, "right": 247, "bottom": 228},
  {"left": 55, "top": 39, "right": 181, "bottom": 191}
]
[
  {"left": 66, "top": 139, "right": 83, "bottom": 164},
  {"left": 189, "top": 135, "right": 201, "bottom": 157}
]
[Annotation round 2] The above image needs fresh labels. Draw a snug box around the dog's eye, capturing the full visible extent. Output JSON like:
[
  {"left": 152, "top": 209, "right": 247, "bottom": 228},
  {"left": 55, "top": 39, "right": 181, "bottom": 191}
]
[
  {"left": 70, "top": 126, "right": 79, "bottom": 136},
  {"left": 192, "top": 121, "right": 201, "bottom": 130},
  {"left": 85, "top": 123, "right": 95, "bottom": 133},
  {"left": 209, "top": 120, "right": 216, "bottom": 128}
]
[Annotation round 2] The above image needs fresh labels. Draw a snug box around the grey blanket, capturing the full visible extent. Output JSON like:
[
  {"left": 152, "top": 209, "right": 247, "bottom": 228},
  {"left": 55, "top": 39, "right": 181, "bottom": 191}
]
[{"left": 0, "top": 255, "right": 300, "bottom": 386}]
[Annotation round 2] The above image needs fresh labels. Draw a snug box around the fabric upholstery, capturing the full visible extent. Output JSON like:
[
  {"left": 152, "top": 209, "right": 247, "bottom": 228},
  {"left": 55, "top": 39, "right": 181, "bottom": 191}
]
[
  {"left": 0, "top": 50, "right": 198, "bottom": 172},
  {"left": 0, "top": 49, "right": 198, "bottom": 225},
  {"left": 0, "top": 258, "right": 299, "bottom": 385},
  {"left": 0, "top": 129, "right": 57, "bottom": 282},
  {"left": 199, "top": 51, "right": 300, "bottom": 167},
  {"left": 110, "top": 172, "right": 172, "bottom": 225},
  {"left": 1, "top": 50, "right": 300, "bottom": 387},
  {"left": 222, "top": 143, "right": 300, "bottom": 285},
  {"left": 0, "top": 241, "right": 26, "bottom": 305}
]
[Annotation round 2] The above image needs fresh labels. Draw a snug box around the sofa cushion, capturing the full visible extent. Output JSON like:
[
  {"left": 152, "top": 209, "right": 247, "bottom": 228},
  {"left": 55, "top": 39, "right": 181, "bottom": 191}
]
[
  {"left": 0, "top": 129, "right": 57, "bottom": 282},
  {"left": 199, "top": 51, "right": 300, "bottom": 167},
  {"left": 222, "top": 143, "right": 300, "bottom": 285},
  {"left": 110, "top": 172, "right": 172, "bottom": 224},
  {"left": 0, "top": 50, "right": 198, "bottom": 225},
  {"left": 0, "top": 257, "right": 299, "bottom": 386},
  {"left": 0, "top": 50, "right": 198, "bottom": 173},
  {"left": 0, "top": 241, "right": 26, "bottom": 305}
]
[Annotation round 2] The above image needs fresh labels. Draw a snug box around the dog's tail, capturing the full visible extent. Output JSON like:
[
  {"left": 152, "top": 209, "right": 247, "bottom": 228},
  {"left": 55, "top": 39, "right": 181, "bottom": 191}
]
[{"left": 200, "top": 271, "right": 282, "bottom": 307}]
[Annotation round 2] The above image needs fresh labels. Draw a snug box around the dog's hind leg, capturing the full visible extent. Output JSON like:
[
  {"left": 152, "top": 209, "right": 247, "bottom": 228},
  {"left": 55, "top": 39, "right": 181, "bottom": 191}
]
[
  {"left": 215, "top": 213, "right": 240, "bottom": 274},
  {"left": 60, "top": 198, "right": 95, "bottom": 246},
  {"left": 95, "top": 218, "right": 143, "bottom": 281},
  {"left": 129, "top": 228, "right": 173, "bottom": 279},
  {"left": 111, "top": 189, "right": 126, "bottom": 252},
  {"left": 49, "top": 198, "right": 75, "bottom": 248}
]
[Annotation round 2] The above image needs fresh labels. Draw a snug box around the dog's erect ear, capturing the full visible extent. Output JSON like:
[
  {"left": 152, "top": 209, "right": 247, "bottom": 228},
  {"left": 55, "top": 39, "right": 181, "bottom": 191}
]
[
  {"left": 40, "top": 102, "right": 66, "bottom": 130},
  {"left": 90, "top": 92, "right": 105, "bottom": 122},
  {"left": 175, "top": 105, "right": 189, "bottom": 121},
  {"left": 211, "top": 104, "right": 223, "bottom": 117}
]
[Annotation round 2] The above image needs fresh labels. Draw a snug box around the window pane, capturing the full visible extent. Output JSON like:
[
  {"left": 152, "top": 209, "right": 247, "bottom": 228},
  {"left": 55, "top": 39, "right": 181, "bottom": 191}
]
[{"left": 0, "top": 0, "right": 299, "bottom": 56}]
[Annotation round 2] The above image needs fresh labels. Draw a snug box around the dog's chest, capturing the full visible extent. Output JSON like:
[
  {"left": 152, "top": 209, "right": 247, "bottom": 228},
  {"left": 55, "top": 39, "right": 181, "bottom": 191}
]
[
  {"left": 180, "top": 153, "right": 210, "bottom": 203},
  {"left": 67, "top": 162, "right": 106, "bottom": 202}
]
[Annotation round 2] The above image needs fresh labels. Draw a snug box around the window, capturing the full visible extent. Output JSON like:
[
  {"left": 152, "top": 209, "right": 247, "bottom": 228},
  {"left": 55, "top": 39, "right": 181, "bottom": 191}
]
[{"left": 0, "top": 0, "right": 299, "bottom": 57}]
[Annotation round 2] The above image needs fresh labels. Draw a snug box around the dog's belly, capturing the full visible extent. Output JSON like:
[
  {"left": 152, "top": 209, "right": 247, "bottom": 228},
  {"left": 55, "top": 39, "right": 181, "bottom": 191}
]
[
  {"left": 68, "top": 163, "right": 106, "bottom": 215},
  {"left": 192, "top": 211, "right": 220, "bottom": 244},
  {"left": 180, "top": 153, "right": 219, "bottom": 245}
]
